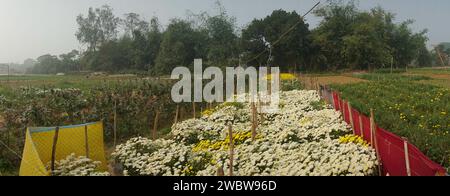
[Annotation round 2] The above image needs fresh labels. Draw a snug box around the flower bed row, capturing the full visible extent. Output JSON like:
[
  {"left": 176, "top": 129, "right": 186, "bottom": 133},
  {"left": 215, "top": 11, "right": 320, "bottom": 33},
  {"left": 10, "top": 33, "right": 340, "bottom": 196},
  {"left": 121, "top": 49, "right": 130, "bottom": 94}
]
[
  {"left": 331, "top": 79, "right": 449, "bottom": 171},
  {"left": 112, "top": 90, "right": 379, "bottom": 176}
]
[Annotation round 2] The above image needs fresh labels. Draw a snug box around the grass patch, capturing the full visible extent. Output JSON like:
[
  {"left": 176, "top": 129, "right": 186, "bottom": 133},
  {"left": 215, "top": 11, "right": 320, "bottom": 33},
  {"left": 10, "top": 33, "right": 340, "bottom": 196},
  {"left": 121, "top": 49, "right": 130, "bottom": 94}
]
[{"left": 353, "top": 73, "right": 431, "bottom": 81}]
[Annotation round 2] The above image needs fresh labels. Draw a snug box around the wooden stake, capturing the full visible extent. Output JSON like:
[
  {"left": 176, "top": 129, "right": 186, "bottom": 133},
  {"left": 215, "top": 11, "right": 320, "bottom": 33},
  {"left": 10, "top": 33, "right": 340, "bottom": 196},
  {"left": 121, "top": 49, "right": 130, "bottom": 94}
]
[
  {"left": 113, "top": 100, "right": 117, "bottom": 147},
  {"left": 174, "top": 104, "right": 180, "bottom": 124},
  {"left": 228, "top": 124, "right": 234, "bottom": 176},
  {"left": 316, "top": 82, "right": 320, "bottom": 95},
  {"left": 330, "top": 88, "right": 336, "bottom": 109},
  {"left": 403, "top": 139, "right": 412, "bottom": 176},
  {"left": 370, "top": 109, "right": 383, "bottom": 176},
  {"left": 370, "top": 109, "right": 375, "bottom": 146},
  {"left": 192, "top": 102, "right": 196, "bottom": 119},
  {"left": 258, "top": 95, "right": 265, "bottom": 124},
  {"left": 318, "top": 84, "right": 323, "bottom": 98},
  {"left": 153, "top": 110, "right": 160, "bottom": 140},
  {"left": 359, "top": 115, "right": 364, "bottom": 138},
  {"left": 341, "top": 101, "right": 346, "bottom": 121},
  {"left": 84, "top": 125, "right": 90, "bottom": 158},
  {"left": 51, "top": 126, "right": 60, "bottom": 175},
  {"left": 217, "top": 167, "right": 224, "bottom": 176},
  {"left": 251, "top": 102, "right": 257, "bottom": 141},
  {"left": 348, "top": 102, "right": 355, "bottom": 135}
]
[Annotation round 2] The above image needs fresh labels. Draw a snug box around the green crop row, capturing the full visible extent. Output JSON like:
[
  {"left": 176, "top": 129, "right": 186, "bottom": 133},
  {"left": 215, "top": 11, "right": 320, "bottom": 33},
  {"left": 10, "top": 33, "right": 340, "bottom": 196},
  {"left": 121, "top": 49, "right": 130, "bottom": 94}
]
[{"left": 332, "top": 79, "right": 450, "bottom": 171}]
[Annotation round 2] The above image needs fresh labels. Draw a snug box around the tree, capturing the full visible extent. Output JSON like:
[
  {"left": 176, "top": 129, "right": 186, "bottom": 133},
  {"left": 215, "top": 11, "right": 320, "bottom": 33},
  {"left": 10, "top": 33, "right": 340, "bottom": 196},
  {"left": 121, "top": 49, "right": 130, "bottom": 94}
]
[
  {"left": 123, "top": 13, "right": 149, "bottom": 37},
  {"left": 312, "top": 0, "right": 359, "bottom": 70},
  {"left": 90, "top": 37, "right": 133, "bottom": 72},
  {"left": 59, "top": 50, "right": 80, "bottom": 72},
  {"left": 390, "top": 21, "right": 428, "bottom": 68},
  {"left": 241, "top": 19, "right": 268, "bottom": 67},
  {"left": 32, "top": 54, "right": 62, "bottom": 74},
  {"left": 417, "top": 46, "right": 432, "bottom": 67},
  {"left": 23, "top": 58, "right": 36, "bottom": 67},
  {"left": 154, "top": 19, "right": 208, "bottom": 75},
  {"left": 341, "top": 7, "right": 393, "bottom": 70},
  {"left": 312, "top": 0, "right": 429, "bottom": 70},
  {"left": 241, "top": 10, "right": 311, "bottom": 71},
  {"left": 205, "top": 5, "right": 239, "bottom": 68},
  {"left": 76, "top": 5, "right": 120, "bottom": 52},
  {"left": 126, "top": 17, "right": 162, "bottom": 71},
  {"left": 145, "top": 17, "right": 163, "bottom": 70}
]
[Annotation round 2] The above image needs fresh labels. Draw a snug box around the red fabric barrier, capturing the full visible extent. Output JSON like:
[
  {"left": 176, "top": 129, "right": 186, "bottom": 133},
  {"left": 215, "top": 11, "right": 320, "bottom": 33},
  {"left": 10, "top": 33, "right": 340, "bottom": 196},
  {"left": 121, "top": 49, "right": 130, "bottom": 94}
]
[
  {"left": 375, "top": 126, "right": 447, "bottom": 176},
  {"left": 407, "top": 142, "right": 447, "bottom": 176},
  {"left": 360, "top": 114, "right": 372, "bottom": 143},
  {"left": 332, "top": 92, "right": 340, "bottom": 111},
  {"left": 376, "top": 126, "right": 408, "bottom": 176},
  {"left": 343, "top": 101, "right": 350, "bottom": 124},
  {"left": 328, "top": 90, "right": 447, "bottom": 176},
  {"left": 351, "top": 109, "right": 362, "bottom": 136}
]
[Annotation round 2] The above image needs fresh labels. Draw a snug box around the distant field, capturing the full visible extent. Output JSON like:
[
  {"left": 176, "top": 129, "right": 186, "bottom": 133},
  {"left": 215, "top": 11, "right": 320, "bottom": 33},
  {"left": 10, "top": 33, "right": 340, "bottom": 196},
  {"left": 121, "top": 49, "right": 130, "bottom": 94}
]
[
  {"left": 0, "top": 74, "right": 141, "bottom": 94},
  {"left": 407, "top": 68, "right": 450, "bottom": 89},
  {"left": 297, "top": 67, "right": 449, "bottom": 89},
  {"left": 1, "top": 67, "right": 449, "bottom": 91},
  {"left": 408, "top": 67, "right": 450, "bottom": 75}
]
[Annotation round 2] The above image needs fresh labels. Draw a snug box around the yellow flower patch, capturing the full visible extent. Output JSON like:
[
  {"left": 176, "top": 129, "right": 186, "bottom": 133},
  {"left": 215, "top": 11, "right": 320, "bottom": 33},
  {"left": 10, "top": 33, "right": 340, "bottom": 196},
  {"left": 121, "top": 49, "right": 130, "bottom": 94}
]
[{"left": 339, "top": 135, "right": 369, "bottom": 147}]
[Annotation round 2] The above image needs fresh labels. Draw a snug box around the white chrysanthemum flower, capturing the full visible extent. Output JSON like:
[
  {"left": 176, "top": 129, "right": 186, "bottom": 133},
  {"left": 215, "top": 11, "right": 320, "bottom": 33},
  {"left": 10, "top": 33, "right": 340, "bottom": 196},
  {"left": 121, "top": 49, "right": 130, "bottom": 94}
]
[{"left": 113, "top": 90, "right": 379, "bottom": 176}]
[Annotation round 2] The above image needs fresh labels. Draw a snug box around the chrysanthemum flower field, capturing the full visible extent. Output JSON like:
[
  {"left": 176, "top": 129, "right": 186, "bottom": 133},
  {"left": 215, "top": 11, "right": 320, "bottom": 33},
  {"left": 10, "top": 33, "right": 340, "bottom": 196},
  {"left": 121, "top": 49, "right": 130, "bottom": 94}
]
[{"left": 111, "top": 90, "right": 379, "bottom": 176}]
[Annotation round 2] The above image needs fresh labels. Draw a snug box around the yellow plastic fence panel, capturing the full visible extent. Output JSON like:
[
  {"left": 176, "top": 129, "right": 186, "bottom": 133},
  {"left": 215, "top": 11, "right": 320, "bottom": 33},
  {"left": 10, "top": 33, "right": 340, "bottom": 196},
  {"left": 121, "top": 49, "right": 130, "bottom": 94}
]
[
  {"left": 19, "top": 122, "right": 107, "bottom": 176},
  {"left": 19, "top": 131, "right": 49, "bottom": 176}
]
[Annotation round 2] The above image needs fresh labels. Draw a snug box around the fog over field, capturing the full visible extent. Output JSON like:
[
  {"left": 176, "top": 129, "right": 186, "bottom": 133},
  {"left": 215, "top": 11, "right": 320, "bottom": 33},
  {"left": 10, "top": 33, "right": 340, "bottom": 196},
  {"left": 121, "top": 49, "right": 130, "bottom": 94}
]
[{"left": 1, "top": 0, "right": 450, "bottom": 63}]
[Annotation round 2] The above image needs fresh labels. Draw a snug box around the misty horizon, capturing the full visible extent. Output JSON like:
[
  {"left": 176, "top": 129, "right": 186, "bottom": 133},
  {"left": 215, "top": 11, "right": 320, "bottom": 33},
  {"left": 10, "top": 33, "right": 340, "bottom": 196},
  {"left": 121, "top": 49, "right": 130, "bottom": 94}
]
[{"left": 1, "top": 0, "right": 450, "bottom": 64}]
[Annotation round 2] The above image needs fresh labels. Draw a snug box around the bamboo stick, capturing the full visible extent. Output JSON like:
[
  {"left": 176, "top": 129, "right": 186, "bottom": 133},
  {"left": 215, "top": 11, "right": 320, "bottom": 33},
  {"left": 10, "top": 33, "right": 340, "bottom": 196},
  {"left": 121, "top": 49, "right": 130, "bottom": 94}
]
[
  {"left": 50, "top": 126, "right": 60, "bottom": 175},
  {"left": 258, "top": 94, "right": 264, "bottom": 124},
  {"left": 371, "top": 109, "right": 383, "bottom": 176},
  {"left": 403, "top": 139, "right": 412, "bottom": 176},
  {"left": 359, "top": 115, "right": 364, "bottom": 138},
  {"left": 370, "top": 110, "right": 375, "bottom": 146},
  {"left": 113, "top": 100, "right": 117, "bottom": 147},
  {"left": 153, "top": 110, "right": 160, "bottom": 140},
  {"left": 174, "top": 104, "right": 180, "bottom": 124},
  {"left": 84, "top": 125, "right": 90, "bottom": 158},
  {"left": 228, "top": 124, "right": 234, "bottom": 176},
  {"left": 217, "top": 167, "right": 224, "bottom": 176},
  {"left": 348, "top": 102, "right": 355, "bottom": 135},
  {"left": 251, "top": 102, "right": 257, "bottom": 141},
  {"left": 341, "top": 101, "right": 346, "bottom": 121},
  {"left": 192, "top": 102, "right": 196, "bottom": 119}
]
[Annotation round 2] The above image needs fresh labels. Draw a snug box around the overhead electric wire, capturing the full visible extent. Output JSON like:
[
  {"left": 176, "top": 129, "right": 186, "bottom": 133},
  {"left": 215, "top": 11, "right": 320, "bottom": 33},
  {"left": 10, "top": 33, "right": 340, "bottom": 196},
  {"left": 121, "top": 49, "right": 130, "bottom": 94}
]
[{"left": 244, "top": 1, "right": 321, "bottom": 65}]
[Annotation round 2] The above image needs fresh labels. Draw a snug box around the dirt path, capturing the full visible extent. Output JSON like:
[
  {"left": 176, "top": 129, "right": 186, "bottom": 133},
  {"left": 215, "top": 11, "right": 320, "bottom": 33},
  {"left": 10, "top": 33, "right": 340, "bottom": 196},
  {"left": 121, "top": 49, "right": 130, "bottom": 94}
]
[
  {"left": 298, "top": 75, "right": 366, "bottom": 89},
  {"left": 404, "top": 72, "right": 450, "bottom": 89}
]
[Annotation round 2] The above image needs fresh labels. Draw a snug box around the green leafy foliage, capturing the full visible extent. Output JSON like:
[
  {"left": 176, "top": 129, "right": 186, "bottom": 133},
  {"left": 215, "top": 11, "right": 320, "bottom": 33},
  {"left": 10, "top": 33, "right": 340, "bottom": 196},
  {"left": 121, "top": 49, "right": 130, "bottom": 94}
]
[
  {"left": 312, "top": 0, "right": 429, "bottom": 71},
  {"left": 332, "top": 79, "right": 450, "bottom": 171},
  {"left": 22, "top": 1, "right": 433, "bottom": 74},
  {"left": 241, "top": 10, "right": 311, "bottom": 71}
]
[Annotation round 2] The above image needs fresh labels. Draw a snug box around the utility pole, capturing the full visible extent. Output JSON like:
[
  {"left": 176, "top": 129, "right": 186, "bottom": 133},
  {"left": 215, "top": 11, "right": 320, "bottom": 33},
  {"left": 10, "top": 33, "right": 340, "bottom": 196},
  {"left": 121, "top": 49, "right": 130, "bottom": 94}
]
[
  {"left": 7, "top": 64, "right": 10, "bottom": 84},
  {"left": 433, "top": 45, "right": 446, "bottom": 67}
]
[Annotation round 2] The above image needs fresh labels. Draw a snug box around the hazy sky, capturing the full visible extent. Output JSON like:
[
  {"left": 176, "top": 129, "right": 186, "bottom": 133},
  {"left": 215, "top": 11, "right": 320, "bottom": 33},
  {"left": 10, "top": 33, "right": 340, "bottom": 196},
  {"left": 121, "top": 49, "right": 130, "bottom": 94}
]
[{"left": 1, "top": 0, "right": 449, "bottom": 63}]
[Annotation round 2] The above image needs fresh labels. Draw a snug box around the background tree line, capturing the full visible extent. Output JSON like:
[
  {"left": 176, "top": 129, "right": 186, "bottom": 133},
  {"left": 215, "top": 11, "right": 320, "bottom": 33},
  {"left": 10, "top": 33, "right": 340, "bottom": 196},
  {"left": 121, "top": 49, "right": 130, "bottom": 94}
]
[{"left": 26, "top": 0, "right": 448, "bottom": 75}]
